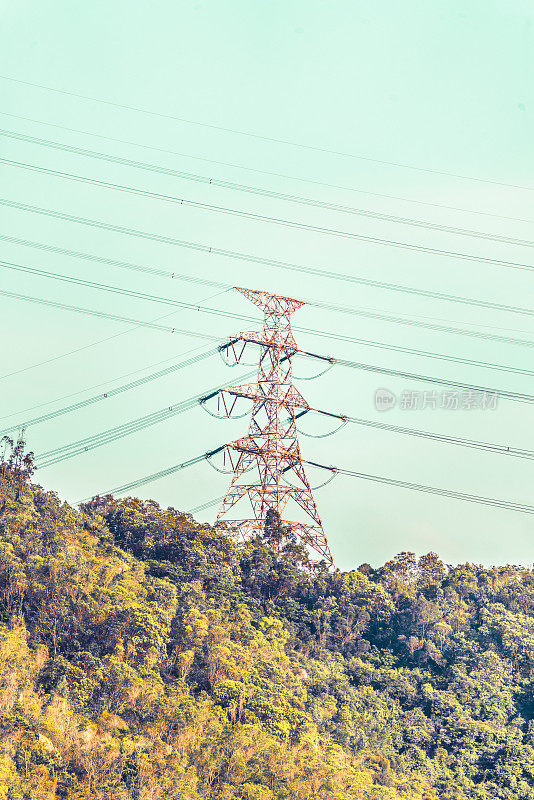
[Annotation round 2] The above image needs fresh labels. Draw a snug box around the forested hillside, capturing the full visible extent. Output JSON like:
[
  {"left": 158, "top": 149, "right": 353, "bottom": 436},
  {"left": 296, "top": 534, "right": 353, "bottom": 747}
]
[{"left": 2, "top": 442, "right": 534, "bottom": 799}]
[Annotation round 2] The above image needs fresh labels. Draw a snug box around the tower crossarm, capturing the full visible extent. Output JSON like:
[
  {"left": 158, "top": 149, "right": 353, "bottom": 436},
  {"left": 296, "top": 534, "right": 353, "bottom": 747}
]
[
  {"left": 220, "top": 383, "right": 310, "bottom": 410},
  {"left": 235, "top": 287, "right": 305, "bottom": 316}
]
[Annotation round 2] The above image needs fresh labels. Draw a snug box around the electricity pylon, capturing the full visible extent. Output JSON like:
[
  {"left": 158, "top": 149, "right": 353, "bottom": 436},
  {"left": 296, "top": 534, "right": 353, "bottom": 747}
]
[{"left": 215, "top": 288, "right": 332, "bottom": 564}]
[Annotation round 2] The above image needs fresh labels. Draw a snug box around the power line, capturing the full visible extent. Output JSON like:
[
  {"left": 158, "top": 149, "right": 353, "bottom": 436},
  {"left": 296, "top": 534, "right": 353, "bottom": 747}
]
[
  {"left": 3, "top": 130, "right": 534, "bottom": 249},
  {"left": 3, "top": 281, "right": 534, "bottom": 400},
  {"left": 299, "top": 311, "right": 534, "bottom": 348},
  {"left": 3, "top": 198, "right": 533, "bottom": 287},
  {"left": 4, "top": 258, "right": 534, "bottom": 350},
  {"left": 189, "top": 496, "right": 224, "bottom": 515},
  {"left": 0, "top": 287, "right": 222, "bottom": 338},
  {"left": 0, "top": 261, "right": 245, "bottom": 327},
  {"left": 0, "top": 343, "right": 208, "bottom": 422},
  {"left": 3, "top": 233, "right": 533, "bottom": 321},
  {"left": 311, "top": 412, "right": 534, "bottom": 460},
  {"left": 4, "top": 161, "right": 534, "bottom": 273},
  {"left": 308, "top": 461, "right": 534, "bottom": 515},
  {"left": 0, "top": 326, "right": 149, "bottom": 382},
  {"left": 0, "top": 296, "right": 222, "bottom": 382},
  {"left": 3, "top": 322, "right": 531, "bottom": 458},
  {"left": 0, "top": 234, "right": 229, "bottom": 287},
  {"left": 80, "top": 449, "right": 534, "bottom": 516},
  {"left": 3, "top": 110, "right": 534, "bottom": 225},
  {"left": 3, "top": 270, "right": 534, "bottom": 380},
  {"left": 33, "top": 348, "right": 534, "bottom": 474},
  {"left": 0, "top": 347, "right": 216, "bottom": 436},
  {"left": 35, "top": 371, "right": 256, "bottom": 469},
  {"left": 322, "top": 354, "right": 534, "bottom": 404},
  {"left": 309, "top": 295, "right": 534, "bottom": 323},
  {"left": 79, "top": 446, "right": 225, "bottom": 503},
  {"left": 36, "top": 399, "right": 200, "bottom": 467},
  {"left": 1, "top": 73, "right": 532, "bottom": 191}
]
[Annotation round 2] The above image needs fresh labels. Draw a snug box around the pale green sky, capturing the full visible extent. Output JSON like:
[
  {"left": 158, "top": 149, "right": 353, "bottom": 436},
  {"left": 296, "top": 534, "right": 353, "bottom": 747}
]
[{"left": 1, "top": 1, "right": 533, "bottom": 569}]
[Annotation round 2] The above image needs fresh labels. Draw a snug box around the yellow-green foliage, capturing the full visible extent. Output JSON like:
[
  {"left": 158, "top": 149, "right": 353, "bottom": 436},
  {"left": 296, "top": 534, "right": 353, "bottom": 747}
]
[{"left": 1, "top": 462, "right": 527, "bottom": 799}]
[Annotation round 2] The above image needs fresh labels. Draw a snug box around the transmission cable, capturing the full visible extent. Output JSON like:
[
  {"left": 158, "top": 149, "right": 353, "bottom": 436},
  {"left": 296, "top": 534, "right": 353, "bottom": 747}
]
[
  {"left": 3, "top": 284, "right": 534, "bottom": 395},
  {"left": 0, "top": 287, "right": 224, "bottom": 338},
  {"left": 308, "top": 461, "right": 534, "bottom": 515},
  {"left": 36, "top": 397, "right": 202, "bottom": 468},
  {"left": 316, "top": 354, "right": 534, "bottom": 404},
  {"left": 10, "top": 238, "right": 534, "bottom": 321},
  {"left": 217, "top": 348, "right": 534, "bottom": 404},
  {"left": 3, "top": 161, "right": 534, "bottom": 273},
  {"left": 3, "top": 111, "right": 533, "bottom": 225},
  {"left": 3, "top": 278, "right": 534, "bottom": 405},
  {"left": 0, "top": 343, "right": 208, "bottom": 422},
  {"left": 3, "top": 232, "right": 534, "bottom": 322},
  {"left": 0, "top": 233, "right": 226, "bottom": 289},
  {"left": 79, "top": 446, "right": 226, "bottom": 503},
  {"left": 3, "top": 132, "right": 534, "bottom": 248},
  {"left": 4, "top": 200, "right": 534, "bottom": 315},
  {"left": 1, "top": 73, "right": 532, "bottom": 191},
  {"left": 0, "top": 347, "right": 216, "bottom": 436},
  {"left": 4, "top": 276, "right": 534, "bottom": 382},
  {"left": 189, "top": 496, "right": 224, "bottom": 516},
  {"left": 307, "top": 409, "right": 534, "bottom": 460},
  {"left": 4, "top": 258, "right": 534, "bottom": 349},
  {"left": 83, "top": 454, "right": 534, "bottom": 516},
  {"left": 31, "top": 361, "right": 534, "bottom": 477},
  {"left": 35, "top": 371, "right": 256, "bottom": 469}
]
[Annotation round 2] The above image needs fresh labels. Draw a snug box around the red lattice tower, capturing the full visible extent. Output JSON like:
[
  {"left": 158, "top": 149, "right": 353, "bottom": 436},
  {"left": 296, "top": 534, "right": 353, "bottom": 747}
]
[{"left": 215, "top": 288, "right": 332, "bottom": 564}]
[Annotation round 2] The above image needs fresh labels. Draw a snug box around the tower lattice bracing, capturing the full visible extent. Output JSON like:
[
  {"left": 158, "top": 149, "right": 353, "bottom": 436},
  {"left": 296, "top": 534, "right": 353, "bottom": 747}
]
[{"left": 216, "top": 288, "right": 332, "bottom": 564}]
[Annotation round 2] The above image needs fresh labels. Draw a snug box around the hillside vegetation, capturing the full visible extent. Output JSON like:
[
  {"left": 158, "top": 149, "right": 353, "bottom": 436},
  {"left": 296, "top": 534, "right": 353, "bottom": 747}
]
[{"left": 1, "top": 444, "right": 534, "bottom": 799}]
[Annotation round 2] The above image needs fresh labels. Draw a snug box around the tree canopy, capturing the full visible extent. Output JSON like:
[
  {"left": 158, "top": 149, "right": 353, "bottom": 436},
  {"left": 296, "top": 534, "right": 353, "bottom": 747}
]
[{"left": 1, "top": 448, "right": 533, "bottom": 798}]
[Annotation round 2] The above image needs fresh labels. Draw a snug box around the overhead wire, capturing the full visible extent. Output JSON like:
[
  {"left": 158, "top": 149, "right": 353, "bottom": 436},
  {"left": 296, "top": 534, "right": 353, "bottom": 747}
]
[
  {"left": 308, "top": 461, "right": 534, "bottom": 515},
  {"left": 1, "top": 280, "right": 532, "bottom": 474},
  {"left": 3, "top": 232, "right": 534, "bottom": 323},
  {"left": 298, "top": 418, "right": 349, "bottom": 438},
  {"left": 37, "top": 344, "right": 533, "bottom": 469},
  {"left": 0, "top": 326, "right": 148, "bottom": 382},
  {"left": 3, "top": 131, "right": 534, "bottom": 248},
  {"left": 3, "top": 199, "right": 534, "bottom": 294},
  {"left": 307, "top": 409, "right": 534, "bottom": 460},
  {"left": 0, "top": 287, "right": 224, "bottom": 337},
  {"left": 319, "top": 354, "right": 534, "bottom": 404},
  {"left": 27, "top": 355, "right": 530, "bottom": 511},
  {"left": 308, "top": 295, "right": 534, "bottom": 323},
  {"left": 3, "top": 110, "right": 534, "bottom": 225},
  {"left": 0, "top": 233, "right": 227, "bottom": 289},
  {"left": 4, "top": 258, "right": 534, "bottom": 349},
  {"left": 35, "top": 370, "right": 256, "bottom": 469},
  {"left": 6, "top": 331, "right": 532, "bottom": 465},
  {"left": 189, "top": 496, "right": 224, "bottom": 516},
  {"left": 3, "top": 161, "right": 534, "bottom": 273},
  {"left": 0, "top": 344, "right": 208, "bottom": 422},
  {"left": 80, "top": 449, "right": 534, "bottom": 516},
  {"left": 2, "top": 81, "right": 531, "bottom": 521},
  {"left": 0, "top": 347, "right": 216, "bottom": 436},
  {"left": 36, "top": 397, "right": 203, "bottom": 468},
  {"left": 79, "top": 446, "right": 225, "bottom": 503},
  {"left": 1, "top": 73, "right": 532, "bottom": 191},
  {"left": 0, "top": 284, "right": 228, "bottom": 386},
  {"left": 3, "top": 196, "right": 534, "bottom": 345},
  {"left": 227, "top": 333, "right": 534, "bottom": 381},
  {"left": 3, "top": 274, "right": 534, "bottom": 382},
  {"left": 2, "top": 281, "right": 533, "bottom": 412}
]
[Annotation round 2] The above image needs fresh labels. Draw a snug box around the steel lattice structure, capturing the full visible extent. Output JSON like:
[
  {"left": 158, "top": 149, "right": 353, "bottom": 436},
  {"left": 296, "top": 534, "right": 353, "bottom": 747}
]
[{"left": 215, "top": 287, "right": 333, "bottom": 564}]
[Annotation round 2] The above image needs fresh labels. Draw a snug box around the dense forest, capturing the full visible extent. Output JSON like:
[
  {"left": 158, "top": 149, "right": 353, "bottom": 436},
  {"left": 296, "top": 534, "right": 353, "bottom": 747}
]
[{"left": 2, "top": 439, "right": 534, "bottom": 799}]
